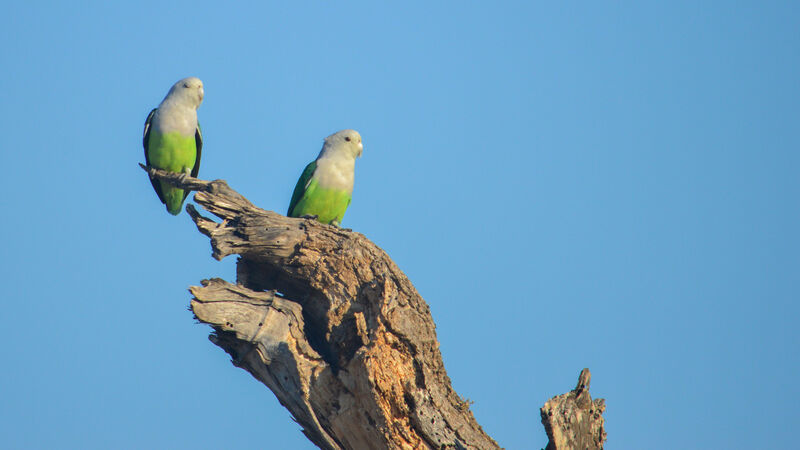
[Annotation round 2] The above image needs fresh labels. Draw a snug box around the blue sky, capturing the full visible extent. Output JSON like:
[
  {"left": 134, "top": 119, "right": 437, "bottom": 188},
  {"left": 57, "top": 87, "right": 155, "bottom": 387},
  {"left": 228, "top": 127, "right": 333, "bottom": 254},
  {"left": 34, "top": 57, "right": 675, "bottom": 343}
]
[{"left": 1, "top": 1, "right": 798, "bottom": 448}]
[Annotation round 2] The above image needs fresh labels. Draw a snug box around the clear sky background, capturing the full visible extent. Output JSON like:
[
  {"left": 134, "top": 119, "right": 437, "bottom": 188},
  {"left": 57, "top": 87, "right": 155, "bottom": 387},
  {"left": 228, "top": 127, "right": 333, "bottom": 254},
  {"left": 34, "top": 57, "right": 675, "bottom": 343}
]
[{"left": 1, "top": 2, "right": 797, "bottom": 449}]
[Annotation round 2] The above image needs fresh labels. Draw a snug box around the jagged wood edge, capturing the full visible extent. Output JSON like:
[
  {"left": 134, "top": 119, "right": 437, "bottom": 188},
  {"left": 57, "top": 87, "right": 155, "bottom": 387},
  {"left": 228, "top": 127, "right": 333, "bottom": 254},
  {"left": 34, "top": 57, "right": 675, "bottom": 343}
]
[{"left": 540, "top": 369, "right": 607, "bottom": 450}]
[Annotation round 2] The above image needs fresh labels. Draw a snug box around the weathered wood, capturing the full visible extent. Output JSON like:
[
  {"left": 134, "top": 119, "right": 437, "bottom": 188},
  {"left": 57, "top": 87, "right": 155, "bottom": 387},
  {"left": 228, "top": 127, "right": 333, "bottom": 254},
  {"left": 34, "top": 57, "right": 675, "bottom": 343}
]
[
  {"left": 141, "top": 164, "right": 606, "bottom": 449},
  {"left": 540, "top": 369, "right": 607, "bottom": 450}
]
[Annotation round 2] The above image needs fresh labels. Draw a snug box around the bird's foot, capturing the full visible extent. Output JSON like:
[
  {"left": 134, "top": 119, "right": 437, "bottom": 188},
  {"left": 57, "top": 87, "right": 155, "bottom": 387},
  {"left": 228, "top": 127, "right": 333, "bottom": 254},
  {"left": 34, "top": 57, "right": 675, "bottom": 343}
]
[
  {"left": 300, "top": 214, "right": 319, "bottom": 221},
  {"left": 330, "top": 220, "right": 352, "bottom": 231},
  {"left": 177, "top": 172, "right": 188, "bottom": 184}
]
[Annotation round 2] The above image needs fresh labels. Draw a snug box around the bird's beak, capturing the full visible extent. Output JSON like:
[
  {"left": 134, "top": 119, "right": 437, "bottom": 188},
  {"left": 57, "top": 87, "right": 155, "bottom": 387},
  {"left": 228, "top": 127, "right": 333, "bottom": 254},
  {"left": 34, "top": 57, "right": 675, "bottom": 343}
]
[
  {"left": 198, "top": 87, "right": 205, "bottom": 102},
  {"left": 357, "top": 141, "right": 363, "bottom": 157}
]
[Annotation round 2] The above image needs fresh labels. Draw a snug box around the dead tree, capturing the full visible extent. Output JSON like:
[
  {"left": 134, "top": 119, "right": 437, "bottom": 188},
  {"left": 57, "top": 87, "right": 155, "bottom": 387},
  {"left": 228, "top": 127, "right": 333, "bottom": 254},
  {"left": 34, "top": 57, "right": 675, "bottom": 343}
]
[
  {"left": 540, "top": 369, "right": 607, "bottom": 450},
  {"left": 142, "top": 165, "right": 606, "bottom": 449}
]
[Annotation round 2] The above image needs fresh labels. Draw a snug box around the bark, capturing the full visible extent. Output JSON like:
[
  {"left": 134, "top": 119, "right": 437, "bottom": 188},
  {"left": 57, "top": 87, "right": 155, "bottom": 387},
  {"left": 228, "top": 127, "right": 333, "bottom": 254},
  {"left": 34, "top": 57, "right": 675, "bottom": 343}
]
[
  {"left": 540, "top": 369, "right": 607, "bottom": 450},
  {"left": 141, "top": 165, "right": 606, "bottom": 450}
]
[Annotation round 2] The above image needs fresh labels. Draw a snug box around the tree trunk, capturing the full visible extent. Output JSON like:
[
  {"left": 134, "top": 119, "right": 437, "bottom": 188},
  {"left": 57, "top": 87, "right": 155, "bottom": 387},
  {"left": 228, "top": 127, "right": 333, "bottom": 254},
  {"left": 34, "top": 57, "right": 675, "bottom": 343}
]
[
  {"left": 142, "top": 165, "right": 606, "bottom": 450},
  {"left": 540, "top": 369, "right": 607, "bottom": 450}
]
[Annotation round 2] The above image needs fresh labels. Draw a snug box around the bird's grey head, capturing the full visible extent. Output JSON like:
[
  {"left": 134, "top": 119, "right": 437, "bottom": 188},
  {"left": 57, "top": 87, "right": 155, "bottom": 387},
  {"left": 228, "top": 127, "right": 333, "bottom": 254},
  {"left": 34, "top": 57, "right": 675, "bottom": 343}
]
[
  {"left": 164, "top": 77, "right": 204, "bottom": 109},
  {"left": 323, "top": 129, "right": 363, "bottom": 159}
]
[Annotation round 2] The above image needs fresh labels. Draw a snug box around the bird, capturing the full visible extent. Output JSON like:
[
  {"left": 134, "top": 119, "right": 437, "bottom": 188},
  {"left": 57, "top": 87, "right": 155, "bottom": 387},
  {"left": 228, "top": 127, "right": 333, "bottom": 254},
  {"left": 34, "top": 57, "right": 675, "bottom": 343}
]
[
  {"left": 287, "top": 129, "right": 363, "bottom": 226},
  {"left": 143, "top": 77, "right": 204, "bottom": 215}
]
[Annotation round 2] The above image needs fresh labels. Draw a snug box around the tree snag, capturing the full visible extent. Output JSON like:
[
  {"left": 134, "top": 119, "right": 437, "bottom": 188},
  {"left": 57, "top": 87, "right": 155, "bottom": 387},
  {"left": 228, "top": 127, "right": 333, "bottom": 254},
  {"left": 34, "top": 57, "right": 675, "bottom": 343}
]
[
  {"left": 540, "top": 369, "right": 606, "bottom": 450},
  {"left": 141, "top": 165, "right": 606, "bottom": 449}
]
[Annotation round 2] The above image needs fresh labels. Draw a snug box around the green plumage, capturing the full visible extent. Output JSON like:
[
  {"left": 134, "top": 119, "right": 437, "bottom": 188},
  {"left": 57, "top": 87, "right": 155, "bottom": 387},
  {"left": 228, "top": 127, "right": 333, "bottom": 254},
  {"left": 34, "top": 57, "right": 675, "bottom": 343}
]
[
  {"left": 143, "top": 109, "right": 203, "bottom": 215},
  {"left": 142, "top": 77, "right": 204, "bottom": 216},
  {"left": 287, "top": 161, "right": 317, "bottom": 216},
  {"left": 286, "top": 129, "right": 362, "bottom": 226},
  {"left": 287, "top": 161, "right": 352, "bottom": 225}
]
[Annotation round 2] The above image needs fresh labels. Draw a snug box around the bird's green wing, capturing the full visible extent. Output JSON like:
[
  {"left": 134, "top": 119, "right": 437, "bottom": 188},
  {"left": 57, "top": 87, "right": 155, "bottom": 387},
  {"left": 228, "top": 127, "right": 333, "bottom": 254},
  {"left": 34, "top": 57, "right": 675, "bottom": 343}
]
[
  {"left": 180, "top": 122, "right": 203, "bottom": 203},
  {"left": 191, "top": 122, "right": 202, "bottom": 178},
  {"left": 287, "top": 161, "right": 317, "bottom": 216},
  {"left": 143, "top": 108, "right": 156, "bottom": 151},
  {"left": 142, "top": 108, "right": 165, "bottom": 203}
]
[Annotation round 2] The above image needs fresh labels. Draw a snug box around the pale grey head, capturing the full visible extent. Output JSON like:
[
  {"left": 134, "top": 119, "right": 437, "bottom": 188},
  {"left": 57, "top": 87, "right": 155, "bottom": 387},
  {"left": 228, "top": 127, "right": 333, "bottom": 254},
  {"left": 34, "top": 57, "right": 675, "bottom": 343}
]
[
  {"left": 320, "top": 129, "right": 363, "bottom": 160},
  {"left": 162, "top": 76, "right": 204, "bottom": 109}
]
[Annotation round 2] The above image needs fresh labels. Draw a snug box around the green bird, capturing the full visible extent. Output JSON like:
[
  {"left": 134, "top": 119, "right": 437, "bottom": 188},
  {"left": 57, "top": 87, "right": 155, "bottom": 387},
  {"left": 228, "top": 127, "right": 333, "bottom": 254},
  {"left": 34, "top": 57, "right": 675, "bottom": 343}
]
[
  {"left": 287, "top": 129, "right": 363, "bottom": 226},
  {"left": 143, "top": 77, "right": 204, "bottom": 215}
]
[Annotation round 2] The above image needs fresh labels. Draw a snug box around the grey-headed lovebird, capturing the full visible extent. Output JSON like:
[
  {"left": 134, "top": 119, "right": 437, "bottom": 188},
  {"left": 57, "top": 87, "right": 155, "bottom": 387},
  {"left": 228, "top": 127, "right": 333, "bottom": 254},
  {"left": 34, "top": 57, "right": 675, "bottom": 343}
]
[
  {"left": 287, "top": 129, "right": 363, "bottom": 226},
  {"left": 143, "top": 77, "right": 204, "bottom": 215}
]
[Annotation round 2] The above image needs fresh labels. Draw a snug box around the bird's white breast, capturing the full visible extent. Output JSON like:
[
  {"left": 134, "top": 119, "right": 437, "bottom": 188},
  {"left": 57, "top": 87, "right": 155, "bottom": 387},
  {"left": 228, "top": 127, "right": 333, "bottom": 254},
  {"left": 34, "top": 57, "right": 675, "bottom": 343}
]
[
  {"left": 314, "top": 155, "right": 355, "bottom": 193},
  {"left": 153, "top": 102, "right": 198, "bottom": 137}
]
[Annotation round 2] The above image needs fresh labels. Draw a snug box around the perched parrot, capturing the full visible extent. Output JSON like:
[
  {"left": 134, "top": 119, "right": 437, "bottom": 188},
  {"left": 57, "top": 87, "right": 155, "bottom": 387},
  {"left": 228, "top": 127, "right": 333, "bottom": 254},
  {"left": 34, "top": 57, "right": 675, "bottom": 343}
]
[
  {"left": 287, "top": 129, "right": 363, "bottom": 226},
  {"left": 143, "top": 77, "right": 204, "bottom": 215}
]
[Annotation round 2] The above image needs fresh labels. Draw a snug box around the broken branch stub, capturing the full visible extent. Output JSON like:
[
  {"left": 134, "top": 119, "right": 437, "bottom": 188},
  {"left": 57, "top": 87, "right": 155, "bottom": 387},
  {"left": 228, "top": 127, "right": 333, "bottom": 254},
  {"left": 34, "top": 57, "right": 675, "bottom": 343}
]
[{"left": 540, "top": 369, "right": 607, "bottom": 450}]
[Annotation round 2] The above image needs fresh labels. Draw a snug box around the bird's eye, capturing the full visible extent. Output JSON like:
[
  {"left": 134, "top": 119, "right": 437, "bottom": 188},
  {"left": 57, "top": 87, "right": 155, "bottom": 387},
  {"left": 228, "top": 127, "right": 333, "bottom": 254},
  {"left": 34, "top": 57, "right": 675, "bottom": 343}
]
[
  {"left": 345, "top": 137, "right": 351, "bottom": 142},
  {"left": 183, "top": 83, "right": 189, "bottom": 88}
]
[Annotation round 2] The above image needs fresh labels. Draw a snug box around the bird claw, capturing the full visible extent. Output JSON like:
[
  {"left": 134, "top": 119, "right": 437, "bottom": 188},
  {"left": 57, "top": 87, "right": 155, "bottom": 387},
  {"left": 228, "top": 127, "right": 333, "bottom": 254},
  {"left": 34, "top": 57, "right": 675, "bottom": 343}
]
[
  {"left": 301, "top": 214, "right": 319, "bottom": 221},
  {"left": 143, "top": 164, "right": 157, "bottom": 178},
  {"left": 329, "top": 221, "right": 351, "bottom": 231},
  {"left": 177, "top": 172, "right": 188, "bottom": 183}
]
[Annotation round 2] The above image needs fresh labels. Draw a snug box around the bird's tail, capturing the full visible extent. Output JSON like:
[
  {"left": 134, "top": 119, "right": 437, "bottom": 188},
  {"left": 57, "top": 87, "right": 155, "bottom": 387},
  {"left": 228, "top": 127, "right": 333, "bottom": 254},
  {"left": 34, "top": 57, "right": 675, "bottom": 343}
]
[{"left": 162, "top": 184, "right": 186, "bottom": 216}]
